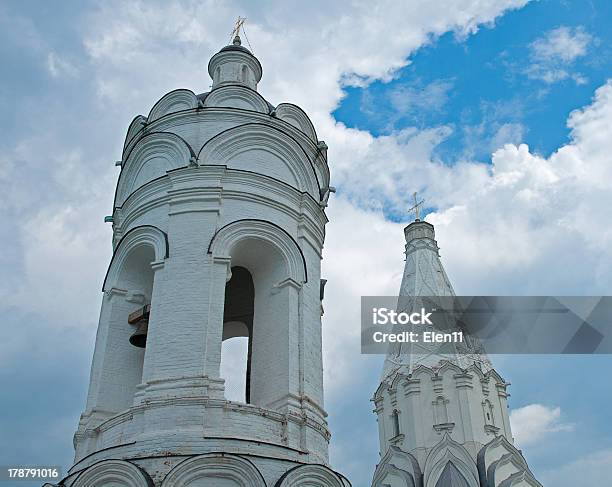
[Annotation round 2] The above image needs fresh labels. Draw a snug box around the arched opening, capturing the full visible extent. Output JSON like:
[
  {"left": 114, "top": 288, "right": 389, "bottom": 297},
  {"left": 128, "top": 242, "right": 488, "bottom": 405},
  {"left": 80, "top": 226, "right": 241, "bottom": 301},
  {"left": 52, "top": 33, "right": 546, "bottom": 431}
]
[
  {"left": 209, "top": 220, "right": 309, "bottom": 411},
  {"left": 241, "top": 64, "right": 248, "bottom": 83},
  {"left": 99, "top": 244, "right": 155, "bottom": 412},
  {"left": 221, "top": 266, "right": 254, "bottom": 403}
]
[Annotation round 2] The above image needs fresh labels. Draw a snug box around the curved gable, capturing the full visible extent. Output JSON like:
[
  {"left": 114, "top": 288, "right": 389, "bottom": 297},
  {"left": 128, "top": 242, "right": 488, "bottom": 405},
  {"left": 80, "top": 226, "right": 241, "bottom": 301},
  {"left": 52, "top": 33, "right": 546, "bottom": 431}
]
[
  {"left": 161, "top": 453, "right": 266, "bottom": 487},
  {"left": 424, "top": 434, "right": 479, "bottom": 487},
  {"left": 274, "top": 103, "right": 318, "bottom": 142},
  {"left": 204, "top": 84, "right": 270, "bottom": 113},
  {"left": 73, "top": 459, "right": 153, "bottom": 487},
  {"left": 197, "top": 123, "right": 321, "bottom": 198},
  {"left": 373, "top": 446, "right": 422, "bottom": 487},
  {"left": 116, "top": 132, "right": 194, "bottom": 206},
  {"left": 276, "top": 464, "right": 345, "bottom": 487},
  {"left": 477, "top": 436, "right": 542, "bottom": 487},
  {"left": 148, "top": 89, "right": 198, "bottom": 123},
  {"left": 123, "top": 115, "right": 147, "bottom": 155}
]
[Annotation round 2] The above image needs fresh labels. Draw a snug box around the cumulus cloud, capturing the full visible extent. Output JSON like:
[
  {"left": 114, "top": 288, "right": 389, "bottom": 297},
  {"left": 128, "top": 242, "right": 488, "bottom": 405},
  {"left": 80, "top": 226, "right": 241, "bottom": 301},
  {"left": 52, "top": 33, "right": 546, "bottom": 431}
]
[
  {"left": 526, "top": 26, "right": 593, "bottom": 84},
  {"left": 510, "top": 404, "right": 574, "bottom": 447}
]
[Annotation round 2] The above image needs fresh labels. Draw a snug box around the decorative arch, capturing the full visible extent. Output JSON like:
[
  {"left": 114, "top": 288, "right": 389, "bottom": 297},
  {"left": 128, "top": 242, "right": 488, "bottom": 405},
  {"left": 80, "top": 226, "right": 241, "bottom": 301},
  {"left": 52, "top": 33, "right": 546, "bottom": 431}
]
[
  {"left": 477, "top": 436, "right": 541, "bottom": 487},
  {"left": 274, "top": 103, "right": 318, "bottom": 142},
  {"left": 204, "top": 84, "right": 270, "bottom": 113},
  {"left": 148, "top": 89, "right": 198, "bottom": 123},
  {"left": 72, "top": 459, "right": 153, "bottom": 487},
  {"left": 208, "top": 219, "right": 307, "bottom": 284},
  {"left": 424, "top": 434, "right": 479, "bottom": 487},
  {"left": 122, "top": 115, "right": 147, "bottom": 154},
  {"left": 116, "top": 131, "right": 195, "bottom": 205},
  {"left": 161, "top": 453, "right": 266, "bottom": 487},
  {"left": 103, "top": 225, "right": 168, "bottom": 292},
  {"left": 373, "top": 463, "right": 417, "bottom": 487},
  {"left": 275, "top": 464, "right": 345, "bottom": 487},
  {"left": 372, "top": 446, "right": 422, "bottom": 487},
  {"left": 197, "top": 123, "right": 321, "bottom": 198}
]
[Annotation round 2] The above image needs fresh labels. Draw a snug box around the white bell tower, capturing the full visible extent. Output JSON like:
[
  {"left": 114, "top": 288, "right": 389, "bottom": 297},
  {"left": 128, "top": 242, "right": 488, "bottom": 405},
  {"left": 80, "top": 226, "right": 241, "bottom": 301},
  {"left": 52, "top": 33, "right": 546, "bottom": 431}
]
[
  {"left": 64, "top": 34, "right": 348, "bottom": 487},
  {"left": 371, "top": 219, "right": 542, "bottom": 487}
]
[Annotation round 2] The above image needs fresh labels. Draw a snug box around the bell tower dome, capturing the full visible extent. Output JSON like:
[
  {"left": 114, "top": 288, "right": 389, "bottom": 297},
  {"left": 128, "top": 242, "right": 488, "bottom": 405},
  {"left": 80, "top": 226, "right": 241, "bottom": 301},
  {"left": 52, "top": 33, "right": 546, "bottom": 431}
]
[{"left": 64, "top": 36, "right": 347, "bottom": 487}]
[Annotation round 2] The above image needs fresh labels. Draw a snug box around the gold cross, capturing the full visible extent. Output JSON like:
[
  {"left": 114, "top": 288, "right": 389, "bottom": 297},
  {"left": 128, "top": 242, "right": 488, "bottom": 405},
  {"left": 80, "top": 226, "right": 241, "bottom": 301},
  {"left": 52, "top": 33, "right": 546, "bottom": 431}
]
[
  {"left": 407, "top": 192, "right": 425, "bottom": 221},
  {"left": 231, "top": 16, "right": 247, "bottom": 40}
]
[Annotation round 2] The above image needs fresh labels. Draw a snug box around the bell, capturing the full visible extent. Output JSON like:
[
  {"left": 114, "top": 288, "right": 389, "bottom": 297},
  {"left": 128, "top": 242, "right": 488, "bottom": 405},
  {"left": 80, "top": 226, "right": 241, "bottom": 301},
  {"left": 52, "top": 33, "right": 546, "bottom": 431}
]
[
  {"left": 128, "top": 304, "right": 150, "bottom": 348},
  {"left": 129, "top": 320, "right": 148, "bottom": 348}
]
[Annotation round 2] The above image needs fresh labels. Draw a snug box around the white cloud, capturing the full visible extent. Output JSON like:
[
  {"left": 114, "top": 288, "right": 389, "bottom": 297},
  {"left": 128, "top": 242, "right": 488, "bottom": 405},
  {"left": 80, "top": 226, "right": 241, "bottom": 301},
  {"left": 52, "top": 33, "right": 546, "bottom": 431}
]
[
  {"left": 510, "top": 404, "right": 574, "bottom": 447},
  {"left": 46, "top": 52, "right": 79, "bottom": 78},
  {"left": 322, "top": 197, "right": 404, "bottom": 394},
  {"left": 81, "top": 0, "right": 529, "bottom": 117},
  {"left": 526, "top": 26, "right": 593, "bottom": 84},
  {"left": 540, "top": 449, "right": 612, "bottom": 487},
  {"left": 388, "top": 79, "right": 455, "bottom": 116},
  {"left": 531, "top": 26, "right": 591, "bottom": 63}
]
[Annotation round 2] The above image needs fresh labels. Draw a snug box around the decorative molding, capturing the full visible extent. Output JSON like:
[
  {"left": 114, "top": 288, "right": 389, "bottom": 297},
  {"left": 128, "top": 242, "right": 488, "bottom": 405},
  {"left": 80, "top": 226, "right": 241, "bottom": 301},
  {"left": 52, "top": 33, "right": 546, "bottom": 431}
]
[{"left": 433, "top": 422, "right": 456, "bottom": 434}]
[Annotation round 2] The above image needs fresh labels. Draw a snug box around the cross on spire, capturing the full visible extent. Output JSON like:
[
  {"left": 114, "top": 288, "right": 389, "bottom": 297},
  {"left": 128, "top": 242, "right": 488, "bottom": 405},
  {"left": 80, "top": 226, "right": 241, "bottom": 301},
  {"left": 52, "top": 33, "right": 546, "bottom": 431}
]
[
  {"left": 230, "top": 16, "right": 247, "bottom": 41},
  {"left": 407, "top": 191, "right": 425, "bottom": 221}
]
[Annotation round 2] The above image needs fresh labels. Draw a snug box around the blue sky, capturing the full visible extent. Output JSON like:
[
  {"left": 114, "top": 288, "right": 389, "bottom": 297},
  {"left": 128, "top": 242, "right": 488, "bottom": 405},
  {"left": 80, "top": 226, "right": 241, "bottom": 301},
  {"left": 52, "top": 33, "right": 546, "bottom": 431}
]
[{"left": 1, "top": 1, "right": 612, "bottom": 486}]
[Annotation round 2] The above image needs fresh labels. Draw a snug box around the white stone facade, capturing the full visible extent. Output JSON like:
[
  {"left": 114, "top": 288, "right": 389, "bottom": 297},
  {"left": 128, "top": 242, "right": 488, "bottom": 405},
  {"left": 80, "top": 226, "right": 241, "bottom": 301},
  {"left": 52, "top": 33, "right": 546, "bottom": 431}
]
[
  {"left": 372, "top": 221, "right": 542, "bottom": 487},
  {"left": 64, "top": 37, "right": 347, "bottom": 487}
]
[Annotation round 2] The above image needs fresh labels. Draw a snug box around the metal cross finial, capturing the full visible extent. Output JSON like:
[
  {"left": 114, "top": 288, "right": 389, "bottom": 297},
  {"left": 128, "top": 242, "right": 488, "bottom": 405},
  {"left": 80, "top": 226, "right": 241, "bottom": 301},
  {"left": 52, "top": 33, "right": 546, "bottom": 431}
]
[
  {"left": 230, "top": 16, "right": 247, "bottom": 40},
  {"left": 408, "top": 191, "right": 425, "bottom": 221}
]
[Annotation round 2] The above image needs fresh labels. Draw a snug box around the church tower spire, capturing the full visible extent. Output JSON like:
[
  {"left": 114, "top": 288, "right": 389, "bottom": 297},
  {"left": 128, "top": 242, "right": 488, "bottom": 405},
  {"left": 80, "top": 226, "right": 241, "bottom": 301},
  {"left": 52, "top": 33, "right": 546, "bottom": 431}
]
[{"left": 371, "top": 216, "right": 542, "bottom": 487}]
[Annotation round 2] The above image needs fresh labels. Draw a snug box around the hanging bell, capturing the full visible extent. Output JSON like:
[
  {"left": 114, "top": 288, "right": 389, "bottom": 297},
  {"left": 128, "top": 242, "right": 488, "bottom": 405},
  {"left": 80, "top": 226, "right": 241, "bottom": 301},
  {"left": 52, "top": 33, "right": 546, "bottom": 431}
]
[
  {"left": 129, "top": 320, "right": 148, "bottom": 348},
  {"left": 128, "top": 304, "right": 150, "bottom": 348}
]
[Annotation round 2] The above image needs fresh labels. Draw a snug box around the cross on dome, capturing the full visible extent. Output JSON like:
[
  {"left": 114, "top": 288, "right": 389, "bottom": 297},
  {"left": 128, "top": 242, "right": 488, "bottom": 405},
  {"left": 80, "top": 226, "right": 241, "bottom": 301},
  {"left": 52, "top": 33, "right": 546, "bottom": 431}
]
[{"left": 407, "top": 191, "right": 425, "bottom": 221}]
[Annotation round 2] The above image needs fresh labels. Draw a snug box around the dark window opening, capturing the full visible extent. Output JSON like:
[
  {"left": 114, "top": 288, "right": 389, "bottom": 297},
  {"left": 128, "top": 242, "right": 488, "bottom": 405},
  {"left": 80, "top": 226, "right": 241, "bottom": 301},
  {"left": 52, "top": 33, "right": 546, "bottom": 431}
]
[{"left": 391, "top": 409, "right": 401, "bottom": 437}]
